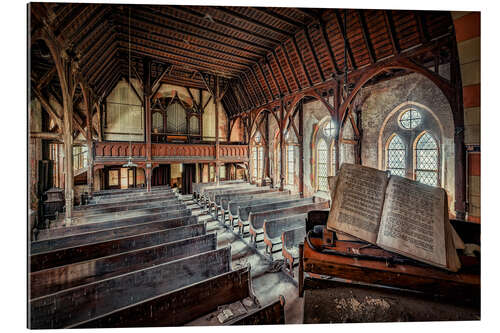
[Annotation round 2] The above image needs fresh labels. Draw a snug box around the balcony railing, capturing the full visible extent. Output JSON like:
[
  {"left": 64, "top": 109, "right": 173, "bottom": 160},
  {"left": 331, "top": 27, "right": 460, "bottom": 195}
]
[{"left": 94, "top": 141, "right": 248, "bottom": 163}]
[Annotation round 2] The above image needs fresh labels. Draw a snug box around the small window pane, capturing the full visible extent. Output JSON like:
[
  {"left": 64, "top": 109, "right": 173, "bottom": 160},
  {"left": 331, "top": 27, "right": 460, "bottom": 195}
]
[
  {"left": 317, "top": 139, "right": 328, "bottom": 191},
  {"left": 323, "top": 119, "right": 336, "bottom": 137},
  {"left": 416, "top": 133, "right": 439, "bottom": 186},
  {"left": 387, "top": 135, "right": 406, "bottom": 177},
  {"left": 252, "top": 147, "right": 257, "bottom": 178},
  {"left": 287, "top": 146, "right": 294, "bottom": 184}
]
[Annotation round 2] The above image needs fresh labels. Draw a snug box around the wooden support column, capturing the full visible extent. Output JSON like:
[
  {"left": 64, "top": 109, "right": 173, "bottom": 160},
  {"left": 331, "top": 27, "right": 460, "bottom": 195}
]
[
  {"left": 334, "top": 80, "right": 341, "bottom": 173},
  {"left": 279, "top": 101, "right": 286, "bottom": 191},
  {"left": 143, "top": 58, "right": 152, "bottom": 192},
  {"left": 83, "top": 87, "right": 94, "bottom": 195},
  {"left": 264, "top": 112, "right": 270, "bottom": 183},
  {"left": 215, "top": 76, "right": 220, "bottom": 185},
  {"left": 354, "top": 106, "right": 363, "bottom": 165},
  {"left": 62, "top": 99, "right": 74, "bottom": 223},
  {"left": 298, "top": 101, "right": 304, "bottom": 197}
]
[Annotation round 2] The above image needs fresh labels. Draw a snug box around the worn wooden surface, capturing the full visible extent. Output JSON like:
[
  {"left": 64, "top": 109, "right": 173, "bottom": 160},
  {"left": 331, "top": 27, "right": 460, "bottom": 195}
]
[
  {"left": 72, "top": 197, "right": 178, "bottom": 216},
  {"left": 228, "top": 193, "right": 298, "bottom": 220},
  {"left": 231, "top": 297, "right": 286, "bottom": 325},
  {"left": 30, "top": 247, "right": 232, "bottom": 329},
  {"left": 74, "top": 267, "right": 252, "bottom": 328},
  {"left": 30, "top": 223, "right": 207, "bottom": 272},
  {"left": 36, "top": 208, "right": 192, "bottom": 241},
  {"left": 302, "top": 277, "right": 479, "bottom": 323},
  {"left": 31, "top": 214, "right": 198, "bottom": 254},
  {"left": 282, "top": 227, "right": 306, "bottom": 276},
  {"left": 302, "top": 234, "right": 480, "bottom": 305},
  {"left": 30, "top": 234, "right": 217, "bottom": 299}
]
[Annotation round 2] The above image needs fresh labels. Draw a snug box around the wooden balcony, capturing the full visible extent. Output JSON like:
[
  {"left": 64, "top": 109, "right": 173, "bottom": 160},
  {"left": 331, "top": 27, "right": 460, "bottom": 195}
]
[{"left": 94, "top": 141, "right": 248, "bottom": 166}]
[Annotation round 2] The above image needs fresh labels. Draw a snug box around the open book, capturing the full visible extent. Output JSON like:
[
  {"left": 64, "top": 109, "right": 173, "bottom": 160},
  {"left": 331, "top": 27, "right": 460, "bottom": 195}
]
[{"left": 327, "top": 163, "right": 461, "bottom": 272}]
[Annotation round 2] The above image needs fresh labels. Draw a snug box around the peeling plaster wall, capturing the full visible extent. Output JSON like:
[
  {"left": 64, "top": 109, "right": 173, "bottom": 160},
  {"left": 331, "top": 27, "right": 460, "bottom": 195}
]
[{"left": 360, "top": 72, "right": 456, "bottom": 210}]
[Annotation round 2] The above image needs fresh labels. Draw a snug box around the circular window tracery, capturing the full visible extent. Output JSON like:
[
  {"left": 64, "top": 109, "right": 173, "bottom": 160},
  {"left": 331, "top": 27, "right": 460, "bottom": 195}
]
[
  {"left": 399, "top": 109, "right": 422, "bottom": 129},
  {"left": 323, "top": 119, "right": 336, "bottom": 137}
]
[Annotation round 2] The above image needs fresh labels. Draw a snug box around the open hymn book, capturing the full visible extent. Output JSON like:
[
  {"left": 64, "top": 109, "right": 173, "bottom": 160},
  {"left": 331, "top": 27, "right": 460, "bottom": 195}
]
[{"left": 327, "top": 163, "right": 462, "bottom": 272}]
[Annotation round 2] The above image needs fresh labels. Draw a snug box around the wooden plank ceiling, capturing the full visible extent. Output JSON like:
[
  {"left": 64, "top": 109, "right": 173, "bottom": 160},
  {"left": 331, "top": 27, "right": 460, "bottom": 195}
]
[{"left": 30, "top": 3, "right": 453, "bottom": 118}]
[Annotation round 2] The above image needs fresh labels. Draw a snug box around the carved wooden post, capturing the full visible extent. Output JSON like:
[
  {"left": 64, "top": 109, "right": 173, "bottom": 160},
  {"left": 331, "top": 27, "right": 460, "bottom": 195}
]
[
  {"left": 298, "top": 102, "right": 304, "bottom": 197},
  {"left": 83, "top": 85, "right": 94, "bottom": 195},
  {"left": 143, "top": 58, "right": 152, "bottom": 191},
  {"left": 264, "top": 112, "right": 270, "bottom": 183},
  {"left": 215, "top": 76, "right": 220, "bottom": 186},
  {"left": 279, "top": 101, "right": 286, "bottom": 191}
]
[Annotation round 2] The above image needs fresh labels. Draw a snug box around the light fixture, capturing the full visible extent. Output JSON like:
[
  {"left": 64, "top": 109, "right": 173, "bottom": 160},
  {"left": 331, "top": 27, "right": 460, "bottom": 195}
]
[{"left": 122, "top": 7, "right": 138, "bottom": 169}]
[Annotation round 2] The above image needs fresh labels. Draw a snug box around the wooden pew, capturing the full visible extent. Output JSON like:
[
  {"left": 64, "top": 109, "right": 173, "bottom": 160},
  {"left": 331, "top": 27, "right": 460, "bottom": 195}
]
[
  {"left": 71, "top": 202, "right": 188, "bottom": 225},
  {"left": 29, "top": 247, "right": 232, "bottom": 329},
  {"left": 200, "top": 184, "right": 252, "bottom": 208},
  {"left": 213, "top": 188, "right": 276, "bottom": 220},
  {"left": 30, "top": 233, "right": 218, "bottom": 299},
  {"left": 207, "top": 185, "right": 264, "bottom": 216},
  {"left": 220, "top": 191, "right": 288, "bottom": 223},
  {"left": 31, "top": 214, "right": 198, "bottom": 254},
  {"left": 72, "top": 198, "right": 180, "bottom": 217},
  {"left": 247, "top": 200, "right": 330, "bottom": 242},
  {"left": 282, "top": 227, "right": 306, "bottom": 276},
  {"left": 73, "top": 266, "right": 255, "bottom": 328},
  {"left": 92, "top": 185, "right": 171, "bottom": 197},
  {"left": 36, "top": 208, "right": 193, "bottom": 241},
  {"left": 230, "top": 297, "right": 286, "bottom": 325},
  {"left": 193, "top": 180, "right": 244, "bottom": 199},
  {"left": 74, "top": 193, "right": 177, "bottom": 213},
  {"left": 262, "top": 214, "right": 307, "bottom": 253},
  {"left": 228, "top": 194, "right": 300, "bottom": 228},
  {"left": 89, "top": 189, "right": 176, "bottom": 205},
  {"left": 30, "top": 223, "right": 207, "bottom": 272},
  {"left": 239, "top": 197, "right": 313, "bottom": 236}
]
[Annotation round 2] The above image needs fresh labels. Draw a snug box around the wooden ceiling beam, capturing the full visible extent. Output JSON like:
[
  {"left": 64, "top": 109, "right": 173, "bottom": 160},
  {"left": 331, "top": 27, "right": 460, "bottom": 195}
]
[
  {"left": 141, "top": 6, "right": 273, "bottom": 53},
  {"left": 318, "top": 20, "right": 341, "bottom": 75},
  {"left": 334, "top": 10, "right": 357, "bottom": 70},
  {"left": 257, "top": 62, "right": 274, "bottom": 101},
  {"left": 88, "top": 47, "right": 118, "bottom": 84},
  {"left": 176, "top": 6, "right": 282, "bottom": 45},
  {"left": 214, "top": 7, "right": 292, "bottom": 38},
  {"left": 249, "top": 67, "right": 268, "bottom": 104},
  {"left": 356, "top": 10, "right": 376, "bottom": 64},
  {"left": 125, "top": 15, "right": 256, "bottom": 63},
  {"left": 416, "top": 12, "right": 430, "bottom": 44},
  {"left": 79, "top": 27, "right": 115, "bottom": 72},
  {"left": 54, "top": 3, "right": 89, "bottom": 38},
  {"left": 94, "top": 61, "right": 121, "bottom": 97},
  {"left": 304, "top": 26, "right": 325, "bottom": 82},
  {"left": 69, "top": 6, "right": 109, "bottom": 47},
  {"left": 384, "top": 10, "right": 400, "bottom": 55},
  {"left": 252, "top": 7, "right": 304, "bottom": 27},
  {"left": 280, "top": 43, "right": 301, "bottom": 90},
  {"left": 131, "top": 9, "right": 264, "bottom": 59},
  {"left": 272, "top": 50, "right": 291, "bottom": 94},
  {"left": 121, "top": 39, "right": 239, "bottom": 78},
  {"left": 239, "top": 76, "right": 257, "bottom": 108},
  {"left": 291, "top": 36, "right": 313, "bottom": 86},
  {"left": 243, "top": 72, "right": 262, "bottom": 107},
  {"left": 265, "top": 57, "right": 282, "bottom": 97}
]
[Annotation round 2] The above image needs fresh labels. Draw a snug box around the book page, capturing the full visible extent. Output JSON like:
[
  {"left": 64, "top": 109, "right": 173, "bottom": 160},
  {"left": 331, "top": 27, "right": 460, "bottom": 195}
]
[
  {"left": 327, "top": 163, "right": 389, "bottom": 244},
  {"left": 376, "top": 176, "right": 447, "bottom": 268}
]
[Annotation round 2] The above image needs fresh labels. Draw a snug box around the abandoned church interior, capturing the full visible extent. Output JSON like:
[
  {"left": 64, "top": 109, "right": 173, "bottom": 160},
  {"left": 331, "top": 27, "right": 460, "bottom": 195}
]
[{"left": 27, "top": 2, "right": 481, "bottom": 328}]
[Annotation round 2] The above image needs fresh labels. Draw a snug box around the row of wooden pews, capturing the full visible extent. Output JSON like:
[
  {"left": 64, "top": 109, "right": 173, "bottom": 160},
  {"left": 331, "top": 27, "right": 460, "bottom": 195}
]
[
  {"left": 29, "top": 185, "right": 285, "bottom": 328},
  {"left": 193, "top": 183, "right": 330, "bottom": 277}
]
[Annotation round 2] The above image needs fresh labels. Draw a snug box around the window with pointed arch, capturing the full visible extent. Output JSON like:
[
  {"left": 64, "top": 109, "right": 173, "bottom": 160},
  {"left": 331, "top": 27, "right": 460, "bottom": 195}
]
[
  {"left": 251, "top": 131, "right": 265, "bottom": 182},
  {"left": 383, "top": 106, "right": 441, "bottom": 187},
  {"left": 315, "top": 118, "right": 337, "bottom": 192},
  {"left": 285, "top": 130, "right": 299, "bottom": 185}
]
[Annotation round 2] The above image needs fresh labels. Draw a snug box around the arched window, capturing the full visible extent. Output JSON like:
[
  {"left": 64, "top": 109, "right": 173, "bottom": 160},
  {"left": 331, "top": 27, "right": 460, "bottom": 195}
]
[
  {"left": 387, "top": 135, "right": 406, "bottom": 177},
  {"left": 314, "top": 117, "right": 337, "bottom": 193},
  {"left": 251, "top": 130, "right": 265, "bottom": 182},
  {"left": 317, "top": 139, "right": 329, "bottom": 191},
  {"left": 287, "top": 145, "right": 294, "bottom": 185},
  {"left": 415, "top": 132, "right": 439, "bottom": 186}
]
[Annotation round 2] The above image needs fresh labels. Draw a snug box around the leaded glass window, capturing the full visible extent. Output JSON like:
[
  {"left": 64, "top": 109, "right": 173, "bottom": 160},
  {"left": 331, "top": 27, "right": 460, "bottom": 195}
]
[
  {"left": 415, "top": 132, "right": 439, "bottom": 186},
  {"left": 252, "top": 147, "right": 257, "bottom": 178},
  {"left": 254, "top": 131, "right": 261, "bottom": 143},
  {"left": 387, "top": 135, "right": 406, "bottom": 177},
  {"left": 317, "top": 139, "right": 328, "bottom": 191},
  {"left": 258, "top": 146, "right": 264, "bottom": 179},
  {"left": 287, "top": 146, "right": 294, "bottom": 184},
  {"left": 399, "top": 109, "right": 422, "bottom": 129},
  {"left": 323, "top": 119, "right": 336, "bottom": 137}
]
